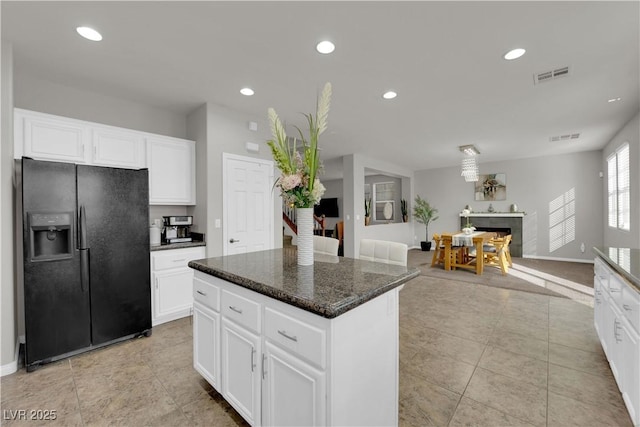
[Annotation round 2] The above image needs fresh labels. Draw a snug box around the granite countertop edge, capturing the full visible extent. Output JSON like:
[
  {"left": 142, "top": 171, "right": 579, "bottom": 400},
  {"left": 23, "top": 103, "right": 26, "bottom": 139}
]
[
  {"left": 593, "top": 246, "right": 640, "bottom": 292},
  {"left": 150, "top": 241, "right": 206, "bottom": 252},
  {"left": 188, "top": 261, "right": 420, "bottom": 319}
]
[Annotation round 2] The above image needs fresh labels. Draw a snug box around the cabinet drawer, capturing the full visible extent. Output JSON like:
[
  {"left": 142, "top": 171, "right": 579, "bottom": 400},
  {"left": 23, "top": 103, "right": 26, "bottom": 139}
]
[
  {"left": 594, "top": 258, "right": 610, "bottom": 287},
  {"left": 264, "top": 307, "right": 326, "bottom": 369},
  {"left": 221, "top": 290, "right": 260, "bottom": 333},
  {"left": 194, "top": 276, "right": 220, "bottom": 312},
  {"left": 609, "top": 274, "right": 625, "bottom": 305},
  {"left": 621, "top": 284, "right": 640, "bottom": 334},
  {"left": 152, "top": 248, "right": 204, "bottom": 271}
]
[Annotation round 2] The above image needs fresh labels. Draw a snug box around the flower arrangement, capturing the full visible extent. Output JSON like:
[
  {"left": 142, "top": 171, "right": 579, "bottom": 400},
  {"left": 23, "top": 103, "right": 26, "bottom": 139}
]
[
  {"left": 267, "top": 82, "right": 332, "bottom": 208},
  {"left": 461, "top": 208, "right": 473, "bottom": 228}
]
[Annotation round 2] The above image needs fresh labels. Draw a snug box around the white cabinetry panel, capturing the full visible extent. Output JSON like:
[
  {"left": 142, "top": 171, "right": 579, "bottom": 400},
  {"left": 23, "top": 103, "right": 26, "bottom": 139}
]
[
  {"left": 147, "top": 137, "right": 196, "bottom": 205},
  {"left": 193, "top": 302, "right": 220, "bottom": 390},
  {"left": 92, "top": 127, "right": 145, "bottom": 168},
  {"left": 16, "top": 109, "right": 89, "bottom": 163}
]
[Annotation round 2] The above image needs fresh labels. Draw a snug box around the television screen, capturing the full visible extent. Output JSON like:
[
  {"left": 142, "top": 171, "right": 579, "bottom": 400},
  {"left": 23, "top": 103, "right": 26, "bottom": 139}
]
[{"left": 314, "top": 198, "right": 339, "bottom": 218}]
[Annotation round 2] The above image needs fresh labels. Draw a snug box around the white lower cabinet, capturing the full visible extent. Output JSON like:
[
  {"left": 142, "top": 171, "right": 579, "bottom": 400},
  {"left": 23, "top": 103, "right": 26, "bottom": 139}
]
[
  {"left": 594, "top": 257, "right": 640, "bottom": 426},
  {"left": 222, "top": 319, "right": 261, "bottom": 425},
  {"left": 150, "top": 247, "right": 205, "bottom": 326},
  {"left": 262, "top": 341, "right": 325, "bottom": 427},
  {"left": 193, "top": 302, "right": 220, "bottom": 389},
  {"left": 193, "top": 270, "right": 400, "bottom": 427}
]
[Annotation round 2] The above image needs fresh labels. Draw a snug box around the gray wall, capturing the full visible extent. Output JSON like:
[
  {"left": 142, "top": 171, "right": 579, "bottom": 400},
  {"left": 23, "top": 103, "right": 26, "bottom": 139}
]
[
  {"left": 414, "top": 150, "right": 604, "bottom": 261},
  {"left": 1, "top": 41, "right": 16, "bottom": 372},
  {"left": 193, "top": 102, "right": 282, "bottom": 258},
  {"left": 602, "top": 112, "right": 640, "bottom": 249}
]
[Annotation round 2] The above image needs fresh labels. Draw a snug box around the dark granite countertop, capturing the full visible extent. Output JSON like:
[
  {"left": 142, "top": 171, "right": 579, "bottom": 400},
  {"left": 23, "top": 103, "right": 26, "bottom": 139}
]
[
  {"left": 151, "top": 241, "right": 206, "bottom": 252},
  {"left": 593, "top": 246, "right": 640, "bottom": 292},
  {"left": 188, "top": 247, "right": 420, "bottom": 318}
]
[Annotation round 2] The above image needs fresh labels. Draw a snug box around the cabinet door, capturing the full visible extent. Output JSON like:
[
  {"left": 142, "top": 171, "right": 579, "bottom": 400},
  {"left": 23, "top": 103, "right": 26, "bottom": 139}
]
[
  {"left": 263, "top": 341, "right": 326, "bottom": 427},
  {"left": 91, "top": 127, "right": 145, "bottom": 168},
  {"left": 221, "top": 318, "right": 260, "bottom": 426},
  {"left": 193, "top": 302, "right": 220, "bottom": 391},
  {"left": 147, "top": 137, "right": 195, "bottom": 205},
  {"left": 606, "top": 302, "right": 624, "bottom": 386},
  {"left": 17, "top": 110, "right": 89, "bottom": 163},
  {"left": 152, "top": 268, "right": 193, "bottom": 325},
  {"left": 620, "top": 321, "right": 639, "bottom": 425}
]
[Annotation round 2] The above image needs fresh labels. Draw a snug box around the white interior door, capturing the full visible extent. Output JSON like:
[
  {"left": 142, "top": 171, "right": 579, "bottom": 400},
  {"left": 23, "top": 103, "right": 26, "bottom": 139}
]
[{"left": 223, "top": 153, "right": 274, "bottom": 255}]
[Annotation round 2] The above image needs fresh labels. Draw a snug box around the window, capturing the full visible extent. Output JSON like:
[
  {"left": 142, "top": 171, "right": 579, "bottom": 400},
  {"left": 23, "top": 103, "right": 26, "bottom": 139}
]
[
  {"left": 549, "top": 188, "right": 575, "bottom": 252},
  {"left": 373, "top": 182, "right": 394, "bottom": 221},
  {"left": 607, "top": 143, "right": 630, "bottom": 231}
]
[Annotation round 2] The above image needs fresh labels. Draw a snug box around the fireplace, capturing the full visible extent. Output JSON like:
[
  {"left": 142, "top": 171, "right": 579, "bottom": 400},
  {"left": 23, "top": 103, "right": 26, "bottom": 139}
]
[{"left": 459, "top": 214, "right": 523, "bottom": 257}]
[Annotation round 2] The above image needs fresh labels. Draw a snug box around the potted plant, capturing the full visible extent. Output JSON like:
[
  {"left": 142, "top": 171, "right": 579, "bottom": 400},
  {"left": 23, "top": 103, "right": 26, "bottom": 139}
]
[
  {"left": 413, "top": 196, "right": 439, "bottom": 251},
  {"left": 401, "top": 199, "right": 408, "bottom": 222},
  {"left": 364, "top": 198, "right": 372, "bottom": 226}
]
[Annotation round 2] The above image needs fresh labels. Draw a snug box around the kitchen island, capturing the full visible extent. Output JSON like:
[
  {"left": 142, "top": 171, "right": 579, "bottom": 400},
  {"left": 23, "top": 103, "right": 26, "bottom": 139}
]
[{"left": 188, "top": 248, "right": 419, "bottom": 427}]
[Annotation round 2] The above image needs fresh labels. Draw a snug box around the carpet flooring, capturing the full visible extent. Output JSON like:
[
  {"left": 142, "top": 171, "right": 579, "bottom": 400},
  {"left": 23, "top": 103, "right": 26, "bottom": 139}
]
[{"left": 407, "top": 249, "right": 595, "bottom": 306}]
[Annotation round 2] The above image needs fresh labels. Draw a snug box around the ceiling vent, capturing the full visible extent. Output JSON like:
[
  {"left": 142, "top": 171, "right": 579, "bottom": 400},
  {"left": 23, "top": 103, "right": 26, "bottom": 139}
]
[
  {"left": 534, "top": 66, "right": 570, "bottom": 85},
  {"left": 549, "top": 133, "right": 580, "bottom": 142}
]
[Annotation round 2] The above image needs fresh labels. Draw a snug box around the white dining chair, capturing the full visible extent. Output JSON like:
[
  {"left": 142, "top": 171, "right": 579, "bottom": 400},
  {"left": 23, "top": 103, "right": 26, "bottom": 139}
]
[
  {"left": 359, "top": 239, "right": 408, "bottom": 266},
  {"left": 313, "top": 235, "right": 340, "bottom": 256}
]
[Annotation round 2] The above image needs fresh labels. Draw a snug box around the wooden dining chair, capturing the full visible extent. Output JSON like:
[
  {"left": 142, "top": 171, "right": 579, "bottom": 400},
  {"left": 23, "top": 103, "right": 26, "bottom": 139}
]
[
  {"left": 431, "top": 233, "right": 445, "bottom": 266},
  {"left": 439, "top": 233, "right": 466, "bottom": 270},
  {"left": 483, "top": 234, "right": 512, "bottom": 275}
]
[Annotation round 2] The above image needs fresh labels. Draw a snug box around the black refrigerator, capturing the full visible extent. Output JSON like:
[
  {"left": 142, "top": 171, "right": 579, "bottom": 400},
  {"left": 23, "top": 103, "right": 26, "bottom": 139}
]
[{"left": 21, "top": 158, "right": 151, "bottom": 371}]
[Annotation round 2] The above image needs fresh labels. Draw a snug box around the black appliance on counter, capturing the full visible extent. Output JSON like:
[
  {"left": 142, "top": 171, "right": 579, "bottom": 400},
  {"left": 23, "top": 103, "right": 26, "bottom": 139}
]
[
  {"left": 161, "top": 215, "right": 193, "bottom": 244},
  {"left": 20, "top": 158, "right": 151, "bottom": 371}
]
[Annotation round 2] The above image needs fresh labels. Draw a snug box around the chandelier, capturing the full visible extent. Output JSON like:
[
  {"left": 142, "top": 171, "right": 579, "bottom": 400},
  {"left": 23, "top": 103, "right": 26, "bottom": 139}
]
[{"left": 459, "top": 145, "right": 480, "bottom": 182}]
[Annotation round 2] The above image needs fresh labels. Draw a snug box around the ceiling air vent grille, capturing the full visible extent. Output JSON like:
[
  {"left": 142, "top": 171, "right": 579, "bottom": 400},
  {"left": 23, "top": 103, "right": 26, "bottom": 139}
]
[
  {"left": 549, "top": 133, "right": 580, "bottom": 142},
  {"left": 534, "top": 66, "right": 570, "bottom": 85}
]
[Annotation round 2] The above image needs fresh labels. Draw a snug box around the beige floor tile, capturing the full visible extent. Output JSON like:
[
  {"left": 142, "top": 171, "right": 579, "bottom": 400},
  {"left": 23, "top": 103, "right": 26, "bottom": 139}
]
[
  {"left": 404, "top": 351, "right": 476, "bottom": 394},
  {"left": 478, "top": 346, "right": 548, "bottom": 389},
  {"left": 548, "top": 325, "right": 603, "bottom": 354},
  {"left": 547, "top": 363, "right": 627, "bottom": 410},
  {"left": 1, "top": 383, "right": 82, "bottom": 427},
  {"left": 400, "top": 376, "right": 461, "bottom": 426},
  {"left": 549, "top": 342, "right": 612, "bottom": 378},
  {"left": 464, "top": 367, "right": 547, "bottom": 426},
  {"left": 449, "top": 397, "right": 537, "bottom": 427},
  {"left": 547, "top": 391, "right": 633, "bottom": 427},
  {"left": 488, "top": 329, "right": 549, "bottom": 362},
  {"left": 493, "top": 315, "right": 549, "bottom": 342},
  {"left": 0, "top": 360, "right": 73, "bottom": 403},
  {"left": 181, "top": 394, "right": 248, "bottom": 427},
  {"left": 420, "top": 330, "right": 486, "bottom": 366}
]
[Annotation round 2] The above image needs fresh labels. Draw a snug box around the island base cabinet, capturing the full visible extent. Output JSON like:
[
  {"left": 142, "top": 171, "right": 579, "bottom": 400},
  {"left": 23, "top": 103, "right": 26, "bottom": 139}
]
[
  {"left": 193, "top": 302, "right": 220, "bottom": 391},
  {"left": 221, "top": 318, "right": 261, "bottom": 426},
  {"left": 262, "top": 342, "right": 326, "bottom": 427}
]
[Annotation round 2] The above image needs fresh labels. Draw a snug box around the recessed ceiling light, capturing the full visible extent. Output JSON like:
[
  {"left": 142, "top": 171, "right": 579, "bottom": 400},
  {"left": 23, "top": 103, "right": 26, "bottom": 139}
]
[
  {"left": 382, "top": 91, "right": 397, "bottom": 100},
  {"left": 503, "top": 48, "right": 526, "bottom": 60},
  {"left": 240, "top": 88, "right": 255, "bottom": 96},
  {"left": 76, "top": 26, "right": 102, "bottom": 42},
  {"left": 607, "top": 97, "right": 622, "bottom": 103},
  {"left": 316, "top": 41, "right": 335, "bottom": 54}
]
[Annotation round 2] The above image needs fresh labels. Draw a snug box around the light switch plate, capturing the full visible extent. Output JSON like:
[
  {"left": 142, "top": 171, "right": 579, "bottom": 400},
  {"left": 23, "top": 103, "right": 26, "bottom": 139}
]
[{"left": 215, "top": 219, "right": 221, "bottom": 228}]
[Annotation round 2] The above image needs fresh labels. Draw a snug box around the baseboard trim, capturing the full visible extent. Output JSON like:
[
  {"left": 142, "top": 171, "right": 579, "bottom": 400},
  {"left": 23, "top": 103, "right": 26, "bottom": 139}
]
[
  {"left": 1, "top": 338, "right": 20, "bottom": 377},
  {"left": 522, "top": 255, "right": 594, "bottom": 264}
]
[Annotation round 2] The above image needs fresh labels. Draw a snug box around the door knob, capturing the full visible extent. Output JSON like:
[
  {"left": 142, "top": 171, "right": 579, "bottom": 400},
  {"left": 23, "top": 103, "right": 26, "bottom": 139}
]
[{"left": 229, "top": 238, "right": 240, "bottom": 243}]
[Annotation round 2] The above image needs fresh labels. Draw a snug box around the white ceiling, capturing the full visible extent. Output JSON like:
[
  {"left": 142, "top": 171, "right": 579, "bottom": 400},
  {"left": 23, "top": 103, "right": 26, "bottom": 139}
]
[{"left": 2, "top": 1, "right": 639, "bottom": 176}]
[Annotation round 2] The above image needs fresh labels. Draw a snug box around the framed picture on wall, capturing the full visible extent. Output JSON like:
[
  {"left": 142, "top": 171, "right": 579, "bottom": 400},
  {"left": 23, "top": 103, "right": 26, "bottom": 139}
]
[{"left": 474, "top": 173, "right": 506, "bottom": 201}]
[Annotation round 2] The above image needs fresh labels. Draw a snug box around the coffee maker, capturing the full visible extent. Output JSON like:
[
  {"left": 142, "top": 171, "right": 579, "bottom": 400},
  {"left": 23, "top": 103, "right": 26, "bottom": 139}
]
[{"left": 161, "top": 216, "right": 193, "bottom": 244}]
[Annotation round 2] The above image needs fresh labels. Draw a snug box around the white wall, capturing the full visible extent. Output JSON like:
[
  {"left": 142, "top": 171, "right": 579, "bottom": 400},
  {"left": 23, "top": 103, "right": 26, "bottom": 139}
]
[
  {"left": 602, "top": 112, "right": 640, "bottom": 249},
  {"left": 414, "top": 150, "right": 604, "bottom": 261},
  {"left": 1, "top": 41, "right": 17, "bottom": 374}
]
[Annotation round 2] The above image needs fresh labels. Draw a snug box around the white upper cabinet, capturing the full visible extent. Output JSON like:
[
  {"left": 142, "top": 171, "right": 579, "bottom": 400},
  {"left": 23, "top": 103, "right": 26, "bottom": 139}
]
[
  {"left": 15, "top": 109, "right": 90, "bottom": 164},
  {"left": 91, "top": 126, "right": 145, "bottom": 168},
  {"left": 147, "top": 136, "right": 196, "bottom": 205},
  {"left": 14, "top": 108, "right": 197, "bottom": 205}
]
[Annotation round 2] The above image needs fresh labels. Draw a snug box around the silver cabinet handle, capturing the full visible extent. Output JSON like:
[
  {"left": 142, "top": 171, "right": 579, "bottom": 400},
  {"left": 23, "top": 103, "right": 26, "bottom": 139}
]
[
  {"left": 172, "top": 258, "right": 186, "bottom": 263},
  {"left": 614, "top": 320, "right": 622, "bottom": 342},
  {"left": 251, "top": 348, "right": 256, "bottom": 372},
  {"left": 277, "top": 330, "right": 298, "bottom": 342},
  {"left": 262, "top": 353, "right": 266, "bottom": 379},
  {"left": 229, "top": 306, "right": 243, "bottom": 314},
  {"left": 623, "top": 304, "right": 632, "bottom": 311},
  {"left": 197, "top": 290, "right": 206, "bottom": 296},
  {"left": 229, "top": 238, "right": 240, "bottom": 243},
  {"left": 610, "top": 287, "right": 621, "bottom": 293}
]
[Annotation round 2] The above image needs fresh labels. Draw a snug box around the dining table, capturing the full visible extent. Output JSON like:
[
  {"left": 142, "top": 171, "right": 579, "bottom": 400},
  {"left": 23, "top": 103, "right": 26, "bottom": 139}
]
[{"left": 441, "top": 231, "right": 495, "bottom": 275}]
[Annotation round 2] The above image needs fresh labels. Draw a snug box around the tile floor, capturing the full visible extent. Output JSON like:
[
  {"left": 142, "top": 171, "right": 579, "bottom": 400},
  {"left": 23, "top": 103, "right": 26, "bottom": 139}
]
[{"left": 1, "top": 275, "right": 632, "bottom": 426}]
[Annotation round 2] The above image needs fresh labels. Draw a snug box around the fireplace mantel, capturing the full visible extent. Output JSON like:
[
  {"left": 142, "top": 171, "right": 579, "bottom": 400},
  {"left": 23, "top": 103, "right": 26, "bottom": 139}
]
[{"left": 459, "top": 212, "right": 525, "bottom": 218}]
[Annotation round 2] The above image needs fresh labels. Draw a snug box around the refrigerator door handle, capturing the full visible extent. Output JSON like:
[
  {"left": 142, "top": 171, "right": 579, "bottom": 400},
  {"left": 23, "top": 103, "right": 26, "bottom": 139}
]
[
  {"left": 79, "top": 205, "right": 88, "bottom": 249},
  {"left": 80, "top": 248, "right": 89, "bottom": 292}
]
